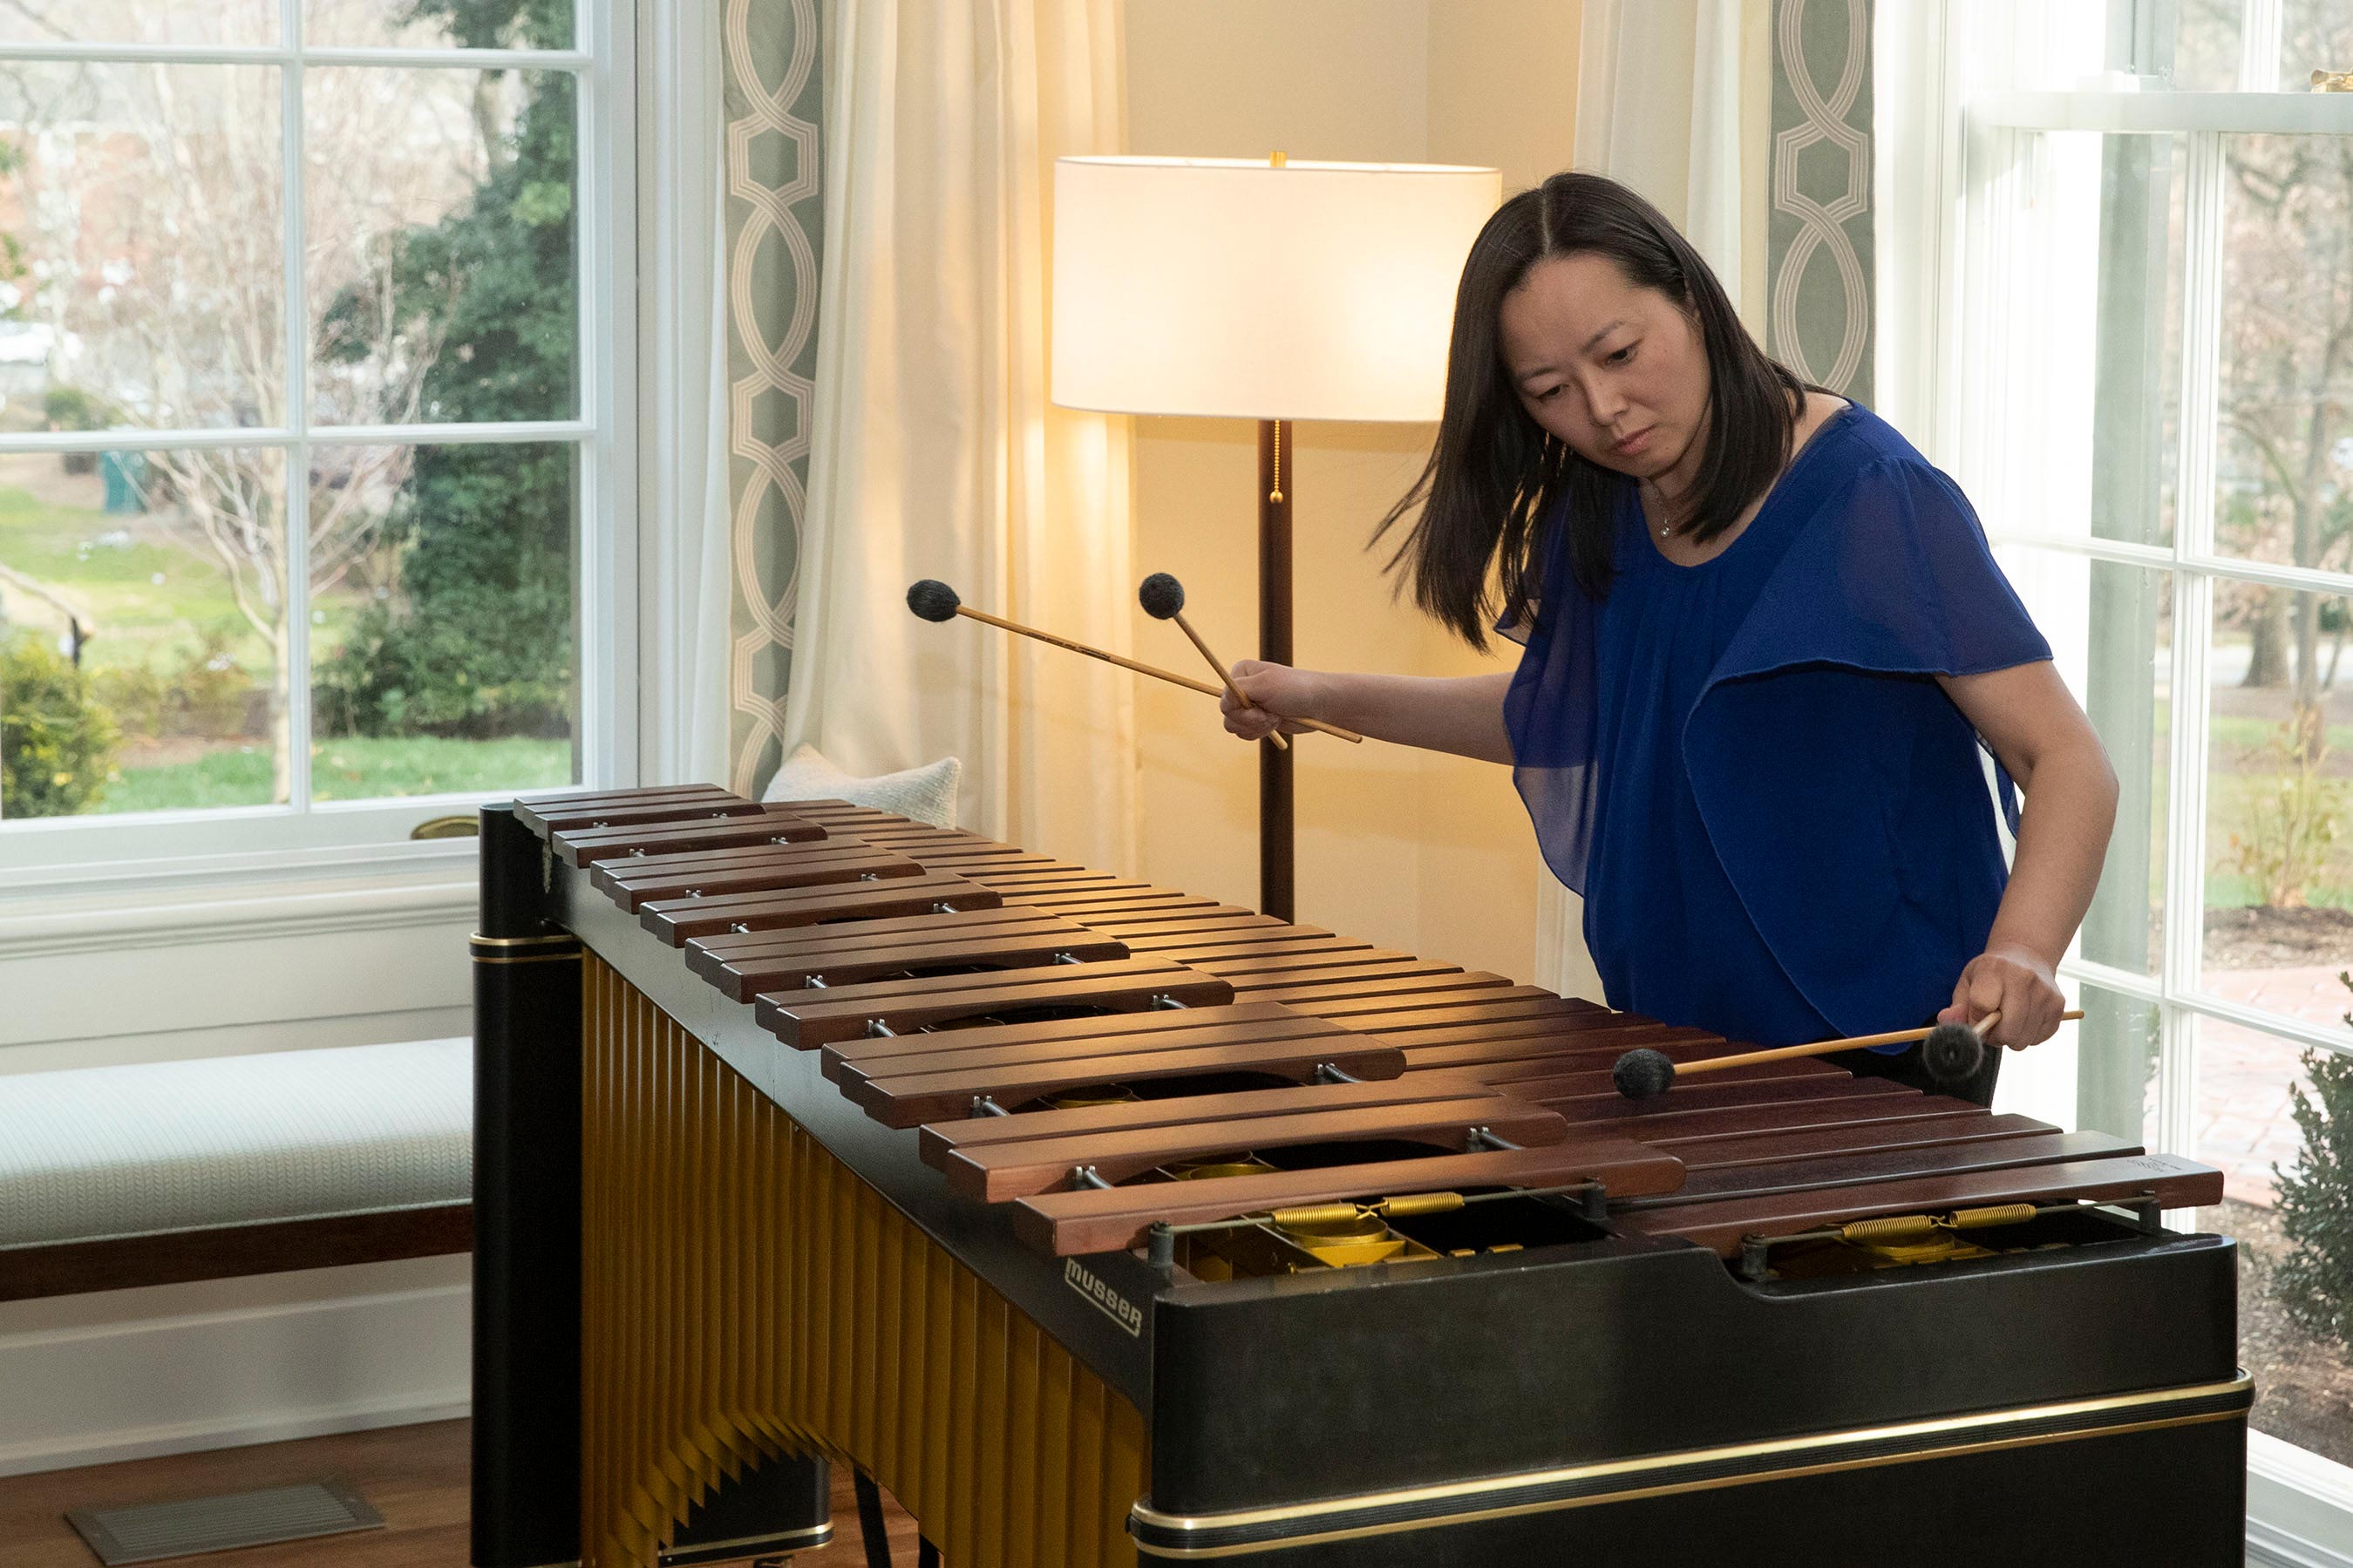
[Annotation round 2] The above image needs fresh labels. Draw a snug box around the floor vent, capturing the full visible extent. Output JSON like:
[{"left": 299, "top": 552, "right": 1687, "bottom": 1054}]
[{"left": 65, "top": 1479, "right": 384, "bottom": 1565}]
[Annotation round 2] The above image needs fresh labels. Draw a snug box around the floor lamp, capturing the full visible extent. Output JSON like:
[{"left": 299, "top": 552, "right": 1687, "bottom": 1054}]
[{"left": 1049, "top": 154, "right": 1500, "bottom": 921}]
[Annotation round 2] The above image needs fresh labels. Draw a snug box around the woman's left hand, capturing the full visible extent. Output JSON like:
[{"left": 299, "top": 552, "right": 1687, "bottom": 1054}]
[{"left": 1940, "top": 944, "right": 2066, "bottom": 1050}]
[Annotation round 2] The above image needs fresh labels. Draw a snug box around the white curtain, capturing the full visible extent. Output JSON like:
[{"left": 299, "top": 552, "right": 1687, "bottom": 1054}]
[
  {"left": 640, "top": 4, "right": 732, "bottom": 790},
  {"left": 1575, "top": 0, "right": 1772, "bottom": 322},
  {"left": 1533, "top": 0, "right": 1772, "bottom": 999},
  {"left": 784, "top": 0, "right": 1137, "bottom": 872},
  {"left": 683, "top": 160, "right": 737, "bottom": 791}
]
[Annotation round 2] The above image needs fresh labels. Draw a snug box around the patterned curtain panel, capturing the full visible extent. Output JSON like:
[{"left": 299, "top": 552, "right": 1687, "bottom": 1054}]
[
  {"left": 1768, "top": 0, "right": 1874, "bottom": 403},
  {"left": 723, "top": 0, "right": 825, "bottom": 798}
]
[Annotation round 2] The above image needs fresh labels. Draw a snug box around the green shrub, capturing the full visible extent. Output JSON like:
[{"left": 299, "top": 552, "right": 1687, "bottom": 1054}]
[
  {"left": 44, "top": 387, "right": 112, "bottom": 476},
  {"left": 316, "top": 578, "right": 571, "bottom": 741},
  {"left": 0, "top": 634, "right": 119, "bottom": 817},
  {"left": 2273, "top": 971, "right": 2353, "bottom": 1354},
  {"left": 43, "top": 387, "right": 110, "bottom": 431},
  {"left": 2227, "top": 709, "right": 2346, "bottom": 907},
  {"left": 90, "top": 628, "right": 263, "bottom": 741}
]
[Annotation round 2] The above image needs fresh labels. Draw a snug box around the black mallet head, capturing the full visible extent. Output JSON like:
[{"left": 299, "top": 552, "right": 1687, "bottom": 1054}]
[
  {"left": 907, "top": 580, "right": 962, "bottom": 622},
  {"left": 1612, "top": 1048, "right": 1677, "bottom": 1101},
  {"left": 1921, "top": 1020, "right": 1987, "bottom": 1083},
  {"left": 1138, "top": 573, "right": 1187, "bottom": 620}
]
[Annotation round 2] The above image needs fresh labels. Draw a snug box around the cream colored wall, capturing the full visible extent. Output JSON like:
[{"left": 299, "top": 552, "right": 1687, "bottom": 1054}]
[
  {"left": 1122, "top": 0, "right": 1580, "bottom": 982},
  {"left": 1419, "top": 1, "right": 1583, "bottom": 981}
]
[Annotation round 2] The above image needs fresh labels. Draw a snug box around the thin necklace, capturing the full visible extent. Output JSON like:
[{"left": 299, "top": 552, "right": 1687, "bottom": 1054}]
[{"left": 1646, "top": 484, "right": 1681, "bottom": 538}]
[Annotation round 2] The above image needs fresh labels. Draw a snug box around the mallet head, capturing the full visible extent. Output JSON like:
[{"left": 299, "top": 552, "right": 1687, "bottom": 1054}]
[
  {"left": 907, "top": 580, "right": 962, "bottom": 622},
  {"left": 1612, "top": 1048, "right": 1677, "bottom": 1101},
  {"left": 1921, "top": 1019, "right": 1987, "bottom": 1083},
  {"left": 1138, "top": 573, "right": 1187, "bottom": 620}
]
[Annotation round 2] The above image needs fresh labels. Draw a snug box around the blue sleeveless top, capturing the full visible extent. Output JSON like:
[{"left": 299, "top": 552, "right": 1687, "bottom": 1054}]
[{"left": 1500, "top": 404, "right": 2051, "bottom": 1047}]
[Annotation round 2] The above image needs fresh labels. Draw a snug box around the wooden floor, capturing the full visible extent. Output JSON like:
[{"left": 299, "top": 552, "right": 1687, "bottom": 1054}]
[{"left": 0, "top": 1421, "right": 922, "bottom": 1568}]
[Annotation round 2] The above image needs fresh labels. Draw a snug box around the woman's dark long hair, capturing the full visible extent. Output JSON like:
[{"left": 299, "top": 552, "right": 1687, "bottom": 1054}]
[{"left": 1376, "top": 172, "right": 1809, "bottom": 648}]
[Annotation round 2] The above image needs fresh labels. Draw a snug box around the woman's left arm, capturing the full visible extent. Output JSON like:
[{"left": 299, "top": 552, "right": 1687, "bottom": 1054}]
[{"left": 1935, "top": 661, "right": 2121, "bottom": 1049}]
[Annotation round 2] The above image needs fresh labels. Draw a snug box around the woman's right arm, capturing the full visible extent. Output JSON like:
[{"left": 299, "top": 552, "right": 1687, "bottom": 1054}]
[{"left": 1219, "top": 663, "right": 1516, "bottom": 764}]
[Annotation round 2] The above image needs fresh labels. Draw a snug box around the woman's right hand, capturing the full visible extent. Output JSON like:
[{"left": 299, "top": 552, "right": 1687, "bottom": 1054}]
[{"left": 1221, "top": 661, "right": 1323, "bottom": 742}]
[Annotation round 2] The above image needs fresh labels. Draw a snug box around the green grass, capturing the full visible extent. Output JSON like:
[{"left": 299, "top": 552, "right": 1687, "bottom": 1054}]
[
  {"left": 309, "top": 736, "right": 573, "bottom": 803},
  {"left": 99, "top": 736, "right": 573, "bottom": 815},
  {"left": 0, "top": 470, "right": 373, "bottom": 681},
  {"left": 2132, "top": 696, "right": 2353, "bottom": 911}
]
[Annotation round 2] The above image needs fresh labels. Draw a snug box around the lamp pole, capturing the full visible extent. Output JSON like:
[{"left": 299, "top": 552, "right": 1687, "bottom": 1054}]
[{"left": 1257, "top": 416, "right": 1295, "bottom": 922}]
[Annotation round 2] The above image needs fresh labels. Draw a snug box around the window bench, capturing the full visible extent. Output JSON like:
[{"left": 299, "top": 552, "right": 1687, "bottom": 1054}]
[{"left": 0, "top": 1040, "right": 473, "bottom": 1301}]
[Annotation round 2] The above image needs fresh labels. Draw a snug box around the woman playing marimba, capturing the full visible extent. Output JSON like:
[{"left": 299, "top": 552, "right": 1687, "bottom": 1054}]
[{"left": 1219, "top": 172, "right": 2118, "bottom": 1102}]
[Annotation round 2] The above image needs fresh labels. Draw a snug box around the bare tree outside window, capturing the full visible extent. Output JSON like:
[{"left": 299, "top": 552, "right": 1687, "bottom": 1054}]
[{"left": 0, "top": 0, "right": 579, "bottom": 818}]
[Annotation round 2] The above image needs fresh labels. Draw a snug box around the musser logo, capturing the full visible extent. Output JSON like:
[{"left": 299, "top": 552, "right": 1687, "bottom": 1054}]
[{"left": 1064, "top": 1257, "right": 1145, "bottom": 1337}]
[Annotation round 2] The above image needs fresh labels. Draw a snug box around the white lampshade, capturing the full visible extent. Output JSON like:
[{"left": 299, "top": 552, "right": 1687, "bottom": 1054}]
[{"left": 1051, "top": 156, "right": 1502, "bottom": 424}]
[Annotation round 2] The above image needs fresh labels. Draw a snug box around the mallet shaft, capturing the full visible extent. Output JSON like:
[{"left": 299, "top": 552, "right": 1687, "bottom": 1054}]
[
  {"left": 1170, "top": 610, "right": 1288, "bottom": 751},
  {"left": 950, "top": 605, "right": 1224, "bottom": 697},
  {"left": 1671, "top": 1008, "right": 2084, "bottom": 1080},
  {"left": 946, "top": 601, "right": 1366, "bottom": 743}
]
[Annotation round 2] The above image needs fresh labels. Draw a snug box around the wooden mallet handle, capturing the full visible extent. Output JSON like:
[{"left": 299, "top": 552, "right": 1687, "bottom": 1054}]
[
  {"left": 1674, "top": 1008, "right": 2085, "bottom": 1080},
  {"left": 947, "top": 604, "right": 1227, "bottom": 699},
  {"left": 908, "top": 580, "right": 1364, "bottom": 742},
  {"left": 1136, "top": 573, "right": 1364, "bottom": 743},
  {"left": 1168, "top": 610, "right": 1287, "bottom": 751},
  {"left": 1167, "top": 613, "right": 1370, "bottom": 745},
  {"left": 1613, "top": 1007, "right": 2089, "bottom": 1100}
]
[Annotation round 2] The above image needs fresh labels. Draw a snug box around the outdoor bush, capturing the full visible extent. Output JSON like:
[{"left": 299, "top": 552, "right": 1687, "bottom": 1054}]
[
  {"left": 2228, "top": 709, "right": 2346, "bottom": 907},
  {"left": 90, "top": 628, "right": 263, "bottom": 740},
  {"left": 316, "top": 567, "right": 571, "bottom": 740},
  {"left": 2272, "top": 972, "right": 2353, "bottom": 1355},
  {"left": 312, "top": 0, "right": 576, "bottom": 742},
  {"left": 44, "top": 387, "right": 110, "bottom": 476},
  {"left": 0, "top": 633, "right": 119, "bottom": 817}
]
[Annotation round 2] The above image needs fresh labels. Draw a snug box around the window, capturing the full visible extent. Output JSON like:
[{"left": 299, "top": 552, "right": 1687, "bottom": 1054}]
[
  {"left": 0, "top": 0, "right": 634, "bottom": 865},
  {"left": 1941, "top": 0, "right": 2353, "bottom": 1490}
]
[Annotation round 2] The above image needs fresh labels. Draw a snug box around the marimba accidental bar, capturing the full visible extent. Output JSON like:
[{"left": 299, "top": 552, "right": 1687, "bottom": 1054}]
[{"left": 471, "top": 785, "right": 2248, "bottom": 1568}]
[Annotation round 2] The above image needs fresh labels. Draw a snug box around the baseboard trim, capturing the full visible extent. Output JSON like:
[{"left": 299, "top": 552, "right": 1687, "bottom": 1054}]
[
  {"left": 2249, "top": 1517, "right": 2353, "bottom": 1568},
  {"left": 0, "top": 1260, "right": 470, "bottom": 1478},
  {"left": 0, "top": 1393, "right": 473, "bottom": 1480}
]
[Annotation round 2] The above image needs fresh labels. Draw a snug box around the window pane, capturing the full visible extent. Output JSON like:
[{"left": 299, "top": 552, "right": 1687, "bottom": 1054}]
[
  {"left": 304, "top": 0, "right": 575, "bottom": 51},
  {"left": 2137, "top": 135, "right": 2187, "bottom": 551},
  {"left": 2186, "top": 1012, "right": 2353, "bottom": 1469},
  {"left": 0, "top": 0, "right": 276, "bottom": 45},
  {"left": 309, "top": 441, "right": 575, "bottom": 803},
  {"left": 0, "top": 64, "right": 284, "bottom": 430},
  {"left": 2284, "top": 0, "right": 2353, "bottom": 95},
  {"left": 2074, "top": 984, "right": 2160, "bottom": 1153},
  {"left": 2087, "top": 560, "right": 2173, "bottom": 974},
  {"left": 308, "top": 67, "right": 576, "bottom": 426},
  {"left": 2214, "top": 133, "right": 2353, "bottom": 570},
  {"left": 2203, "top": 586, "right": 2353, "bottom": 1010},
  {"left": 2003, "top": 551, "right": 2173, "bottom": 974},
  {"left": 2166, "top": 0, "right": 2242, "bottom": 91},
  {"left": 0, "top": 446, "right": 288, "bottom": 818},
  {"left": 1976, "top": 133, "right": 2185, "bottom": 547}
]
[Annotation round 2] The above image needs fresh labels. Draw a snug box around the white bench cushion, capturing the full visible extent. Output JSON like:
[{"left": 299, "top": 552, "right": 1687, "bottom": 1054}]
[
  {"left": 763, "top": 742, "right": 961, "bottom": 827},
  {"left": 0, "top": 1039, "right": 472, "bottom": 1248}
]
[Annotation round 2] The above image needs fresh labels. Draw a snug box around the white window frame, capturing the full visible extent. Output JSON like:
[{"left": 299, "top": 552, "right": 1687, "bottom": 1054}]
[
  {"left": 0, "top": 0, "right": 642, "bottom": 885},
  {"left": 1887, "top": 0, "right": 2353, "bottom": 1551}
]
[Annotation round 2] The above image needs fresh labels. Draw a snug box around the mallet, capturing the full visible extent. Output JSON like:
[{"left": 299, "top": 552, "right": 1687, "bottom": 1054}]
[
  {"left": 1609, "top": 1008, "right": 2086, "bottom": 1102},
  {"left": 906, "top": 580, "right": 1230, "bottom": 701},
  {"left": 1136, "top": 573, "right": 1365, "bottom": 745},
  {"left": 1138, "top": 572, "right": 1286, "bottom": 750}
]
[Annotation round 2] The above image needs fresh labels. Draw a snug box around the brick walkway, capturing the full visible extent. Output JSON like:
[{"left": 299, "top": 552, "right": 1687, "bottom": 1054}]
[{"left": 2183, "top": 966, "right": 2350, "bottom": 1206}]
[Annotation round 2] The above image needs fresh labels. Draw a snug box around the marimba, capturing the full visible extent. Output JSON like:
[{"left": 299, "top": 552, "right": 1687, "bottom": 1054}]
[{"left": 470, "top": 785, "right": 2247, "bottom": 1568}]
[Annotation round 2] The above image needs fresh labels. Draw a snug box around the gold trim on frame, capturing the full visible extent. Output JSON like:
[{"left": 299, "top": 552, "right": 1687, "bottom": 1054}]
[
  {"left": 1129, "top": 1373, "right": 2253, "bottom": 1558},
  {"left": 470, "top": 931, "right": 581, "bottom": 949}
]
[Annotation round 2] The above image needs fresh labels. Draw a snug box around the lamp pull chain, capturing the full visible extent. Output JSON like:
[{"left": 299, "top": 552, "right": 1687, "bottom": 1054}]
[{"left": 1267, "top": 151, "right": 1288, "bottom": 505}]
